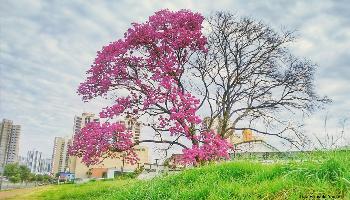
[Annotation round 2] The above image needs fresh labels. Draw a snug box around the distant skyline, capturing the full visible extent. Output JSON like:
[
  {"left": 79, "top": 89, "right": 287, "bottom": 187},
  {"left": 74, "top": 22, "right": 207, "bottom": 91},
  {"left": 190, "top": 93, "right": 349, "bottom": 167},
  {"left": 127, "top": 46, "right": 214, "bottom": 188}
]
[{"left": 1, "top": 0, "right": 349, "bottom": 158}]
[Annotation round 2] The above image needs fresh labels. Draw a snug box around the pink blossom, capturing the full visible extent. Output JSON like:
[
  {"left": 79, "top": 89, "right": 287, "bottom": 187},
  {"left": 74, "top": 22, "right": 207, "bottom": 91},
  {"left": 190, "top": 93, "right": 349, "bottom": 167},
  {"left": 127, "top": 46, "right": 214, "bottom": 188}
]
[
  {"left": 69, "top": 122, "right": 138, "bottom": 166},
  {"left": 181, "top": 131, "right": 233, "bottom": 165},
  {"left": 71, "top": 9, "right": 231, "bottom": 166}
]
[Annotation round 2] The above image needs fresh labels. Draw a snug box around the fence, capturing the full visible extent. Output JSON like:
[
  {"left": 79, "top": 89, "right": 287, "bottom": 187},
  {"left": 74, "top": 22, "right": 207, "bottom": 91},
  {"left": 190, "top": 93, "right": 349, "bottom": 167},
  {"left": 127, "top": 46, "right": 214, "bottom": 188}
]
[{"left": 0, "top": 181, "right": 48, "bottom": 191}]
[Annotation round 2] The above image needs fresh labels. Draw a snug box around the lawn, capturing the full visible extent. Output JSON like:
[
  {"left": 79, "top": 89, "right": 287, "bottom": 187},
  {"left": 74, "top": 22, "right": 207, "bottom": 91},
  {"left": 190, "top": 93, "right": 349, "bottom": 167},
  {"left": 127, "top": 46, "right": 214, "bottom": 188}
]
[{"left": 5, "top": 150, "right": 350, "bottom": 200}]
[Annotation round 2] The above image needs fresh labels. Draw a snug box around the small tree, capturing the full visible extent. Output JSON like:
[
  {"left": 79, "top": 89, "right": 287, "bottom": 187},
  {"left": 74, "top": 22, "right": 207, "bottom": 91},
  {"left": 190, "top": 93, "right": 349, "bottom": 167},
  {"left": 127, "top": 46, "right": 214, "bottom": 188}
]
[
  {"left": 4, "top": 164, "right": 20, "bottom": 183},
  {"left": 42, "top": 174, "right": 52, "bottom": 183},
  {"left": 27, "top": 173, "right": 36, "bottom": 182},
  {"left": 35, "top": 174, "right": 44, "bottom": 182},
  {"left": 19, "top": 165, "right": 31, "bottom": 182},
  {"left": 4, "top": 164, "right": 31, "bottom": 183}
]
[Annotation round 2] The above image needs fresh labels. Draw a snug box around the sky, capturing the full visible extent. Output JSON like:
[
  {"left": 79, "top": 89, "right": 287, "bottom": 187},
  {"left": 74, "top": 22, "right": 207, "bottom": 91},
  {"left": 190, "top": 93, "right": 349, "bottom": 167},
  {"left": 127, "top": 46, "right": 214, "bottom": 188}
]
[{"left": 0, "top": 0, "right": 349, "bottom": 159}]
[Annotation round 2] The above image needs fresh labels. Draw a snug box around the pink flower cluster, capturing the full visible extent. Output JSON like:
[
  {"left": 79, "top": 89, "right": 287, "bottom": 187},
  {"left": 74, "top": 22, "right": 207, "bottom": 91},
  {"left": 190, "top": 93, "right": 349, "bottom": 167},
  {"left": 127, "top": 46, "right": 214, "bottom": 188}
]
[
  {"left": 69, "top": 122, "right": 138, "bottom": 166},
  {"left": 100, "top": 97, "right": 132, "bottom": 119},
  {"left": 73, "top": 9, "right": 232, "bottom": 166},
  {"left": 78, "top": 9, "right": 206, "bottom": 102},
  {"left": 181, "top": 131, "right": 233, "bottom": 165}
]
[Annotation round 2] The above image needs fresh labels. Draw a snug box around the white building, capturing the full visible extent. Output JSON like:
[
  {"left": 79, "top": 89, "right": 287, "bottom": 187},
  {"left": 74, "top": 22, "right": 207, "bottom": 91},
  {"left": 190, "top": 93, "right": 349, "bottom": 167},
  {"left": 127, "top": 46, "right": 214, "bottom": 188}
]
[
  {"left": 27, "top": 150, "right": 42, "bottom": 173},
  {"left": 23, "top": 150, "right": 52, "bottom": 174},
  {"left": 235, "top": 140, "right": 279, "bottom": 153},
  {"left": 39, "top": 158, "right": 52, "bottom": 174}
]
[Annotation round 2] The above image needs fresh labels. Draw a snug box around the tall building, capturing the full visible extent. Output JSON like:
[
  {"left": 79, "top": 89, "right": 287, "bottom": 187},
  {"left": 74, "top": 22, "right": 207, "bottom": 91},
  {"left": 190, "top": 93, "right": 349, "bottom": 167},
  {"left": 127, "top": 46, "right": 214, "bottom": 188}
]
[
  {"left": 69, "top": 113, "right": 149, "bottom": 179},
  {"left": 24, "top": 150, "right": 52, "bottom": 174},
  {"left": 0, "top": 119, "right": 21, "bottom": 172},
  {"left": 119, "top": 115, "right": 141, "bottom": 143},
  {"left": 73, "top": 113, "right": 100, "bottom": 136},
  {"left": 39, "top": 158, "right": 52, "bottom": 175},
  {"left": 26, "top": 150, "right": 42, "bottom": 174},
  {"left": 69, "top": 113, "right": 100, "bottom": 175},
  {"left": 51, "top": 137, "right": 71, "bottom": 175}
]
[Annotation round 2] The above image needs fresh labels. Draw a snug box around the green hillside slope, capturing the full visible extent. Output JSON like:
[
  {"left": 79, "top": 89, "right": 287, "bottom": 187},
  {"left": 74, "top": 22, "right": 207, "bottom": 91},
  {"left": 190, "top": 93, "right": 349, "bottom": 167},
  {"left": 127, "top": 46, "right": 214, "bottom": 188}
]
[{"left": 6, "top": 150, "right": 350, "bottom": 200}]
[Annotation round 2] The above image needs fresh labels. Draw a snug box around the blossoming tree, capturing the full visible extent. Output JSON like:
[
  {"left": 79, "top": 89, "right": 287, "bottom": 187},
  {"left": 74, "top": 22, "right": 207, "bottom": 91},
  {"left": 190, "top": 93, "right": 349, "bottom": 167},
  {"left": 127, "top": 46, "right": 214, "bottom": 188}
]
[
  {"left": 70, "top": 9, "right": 232, "bottom": 166},
  {"left": 70, "top": 10, "right": 329, "bottom": 167}
]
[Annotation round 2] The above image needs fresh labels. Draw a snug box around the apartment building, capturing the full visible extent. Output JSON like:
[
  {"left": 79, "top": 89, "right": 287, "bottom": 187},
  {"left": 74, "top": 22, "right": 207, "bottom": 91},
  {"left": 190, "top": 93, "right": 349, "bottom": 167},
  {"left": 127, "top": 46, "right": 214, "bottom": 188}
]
[
  {"left": 73, "top": 113, "right": 100, "bottom": 136},
  {"left": 26, "top": 150, "right": 42, "bottom": 173},
  {"left": 119, "top": 115, "right": 141, "bottom": 143},
  {"left": 39, "top": 158, "right": 52, "bottom": 175},
  {"left": 51, "top": 137, "right": 71, "bottom": 175},
  {"left": 69, "top": 113, "right": 149, "bottom": 179},
  {"left": 0, "top": 119, "right": 21, "bottom": 172},
  {"left": 25, "top": 150, "right": 52, "bottom": 174}
]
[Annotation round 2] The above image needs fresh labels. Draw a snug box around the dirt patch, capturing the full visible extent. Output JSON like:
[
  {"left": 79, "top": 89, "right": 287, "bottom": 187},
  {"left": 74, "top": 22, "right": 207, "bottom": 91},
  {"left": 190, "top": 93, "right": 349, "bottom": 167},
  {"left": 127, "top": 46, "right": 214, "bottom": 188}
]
[{"left": 0, "top": 186, "right": 49, "bottom": 199}]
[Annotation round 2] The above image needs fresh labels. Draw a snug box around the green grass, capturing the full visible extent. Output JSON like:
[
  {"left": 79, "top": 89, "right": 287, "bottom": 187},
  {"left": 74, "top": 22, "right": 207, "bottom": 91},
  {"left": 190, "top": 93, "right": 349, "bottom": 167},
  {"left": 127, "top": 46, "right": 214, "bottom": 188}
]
[{"left": 8, "top": 150, "right": 350, "bottom": 200}]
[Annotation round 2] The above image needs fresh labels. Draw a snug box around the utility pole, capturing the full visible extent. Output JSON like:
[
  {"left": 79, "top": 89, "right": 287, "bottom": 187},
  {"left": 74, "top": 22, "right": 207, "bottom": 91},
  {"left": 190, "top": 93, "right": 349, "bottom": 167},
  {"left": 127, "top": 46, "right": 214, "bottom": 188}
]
[
  {"left": 0, "top": 163, "right": 4, "bottom": 190},
  {"left": 121, "top": 155, "right": 125, "bottom": 173},
  {"left": 0, "top": 171, "right": 3, "bottom": 190}
]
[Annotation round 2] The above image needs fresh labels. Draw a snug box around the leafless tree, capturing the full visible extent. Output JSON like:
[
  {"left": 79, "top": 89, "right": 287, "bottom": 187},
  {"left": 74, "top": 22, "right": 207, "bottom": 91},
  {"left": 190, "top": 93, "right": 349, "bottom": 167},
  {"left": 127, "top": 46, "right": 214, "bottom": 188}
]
[
  {"left": 313, "top": 114, "right": 349, "bottom": 149},
  {"left": 189, "top": 12, "right": 331, "bottom": 147}
]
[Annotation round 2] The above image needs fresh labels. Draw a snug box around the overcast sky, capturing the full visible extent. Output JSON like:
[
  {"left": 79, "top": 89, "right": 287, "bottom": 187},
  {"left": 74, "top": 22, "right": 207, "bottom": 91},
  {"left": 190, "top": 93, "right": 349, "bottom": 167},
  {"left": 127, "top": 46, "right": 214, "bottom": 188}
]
[{"left": 1, "top": 0, "right": 349, "bottom": 159}]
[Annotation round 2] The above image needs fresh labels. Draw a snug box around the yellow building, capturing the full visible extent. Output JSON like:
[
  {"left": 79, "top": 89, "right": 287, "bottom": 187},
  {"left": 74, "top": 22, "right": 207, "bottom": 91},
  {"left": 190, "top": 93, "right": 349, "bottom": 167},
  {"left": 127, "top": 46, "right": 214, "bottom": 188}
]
[
  {"left": 119, "top": 115, "right": 141, "bottom": 143},
  {"left": 51, "top": 137, "right": 71, "bottom": 175},
  {"left": 202, "top": 116, "right": 241, "bottom": 144},
  {"left": 242, "top": 129, "right": 253, "bottom": 142},
  {"left": 68, "top": 113, "right": 149, "bottom": 179},
  {"left": 73, "top": 113, "right": 99, "bottom": 136},
  {"left": 71, "top": 146, "right": 149, "bottom": 179},
  {"left": 202, "top": 117, "right": 260, "bottom": 144}
]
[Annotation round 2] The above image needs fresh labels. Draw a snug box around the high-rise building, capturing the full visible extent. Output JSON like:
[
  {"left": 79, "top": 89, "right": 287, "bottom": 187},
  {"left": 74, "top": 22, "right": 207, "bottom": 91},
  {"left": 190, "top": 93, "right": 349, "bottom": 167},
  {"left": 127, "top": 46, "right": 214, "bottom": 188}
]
[
  {"left": 72, "top": 113, "right": 139, "bottom": 144},
  {"left": 68, "top": 113, "right": 100, "bottom": 175},
  {"left": 0, "top": 119, "right": 21, "bottom": 172},
  {"left": 26, "top": 150, "right": 42, "bottom": 174},
  {"left": 51, "top": 113, "right": 101, "bottom": 175},
  {"left": 39, "top": 158, "right": 52, "bottom": 175},
  {"left": 24, "top": 150, "right": 52, "bottom": 174},
  {"left": 70, "top": 113, "right": 100, "bottom": 175},
  {"left": 69, "top": 113, "right": 149, "bottom": 179},
  {"left": 73, "top": 113, "right": 100, "bottom": 136},
  {"left": 51, "top": 137, "right": 71, "bottom": 175},
  {"left": 119, "top": 115, "right": 141, "bottom": 143}
]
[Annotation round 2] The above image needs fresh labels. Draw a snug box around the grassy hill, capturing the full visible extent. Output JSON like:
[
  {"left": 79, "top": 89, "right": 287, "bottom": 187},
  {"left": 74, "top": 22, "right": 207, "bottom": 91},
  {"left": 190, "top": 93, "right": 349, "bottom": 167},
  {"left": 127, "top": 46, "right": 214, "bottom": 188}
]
[{"left": 5, "top": 150, "right": 350, "bottom": 200}]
